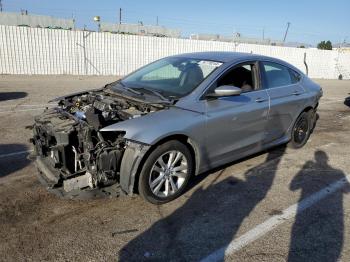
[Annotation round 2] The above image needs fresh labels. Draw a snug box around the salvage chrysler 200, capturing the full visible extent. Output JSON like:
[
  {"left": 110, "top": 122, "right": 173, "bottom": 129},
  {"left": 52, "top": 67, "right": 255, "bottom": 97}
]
[{"left": 31, "top": 52, "right": 322, "bottom": 204}]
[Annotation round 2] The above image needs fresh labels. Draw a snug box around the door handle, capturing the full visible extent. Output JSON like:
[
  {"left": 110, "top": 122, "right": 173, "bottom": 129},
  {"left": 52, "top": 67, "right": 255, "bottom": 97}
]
[
  {"left": 292, "top": 91, "right": 302, "bottom": 96},
  {"left": 255, "top": 97, "right": 267, "bottom": 103}
]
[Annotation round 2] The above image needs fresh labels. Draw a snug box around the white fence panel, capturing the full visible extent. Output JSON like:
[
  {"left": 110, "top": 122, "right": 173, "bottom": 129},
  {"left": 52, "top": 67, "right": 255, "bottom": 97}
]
[{"left": 0, "top": 25, "right": 349, "bottom": 79}]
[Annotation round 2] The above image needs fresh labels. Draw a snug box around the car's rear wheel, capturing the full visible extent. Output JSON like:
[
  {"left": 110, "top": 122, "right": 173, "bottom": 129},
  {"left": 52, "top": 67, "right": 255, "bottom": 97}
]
[
  {"left": 289, "top": 111, "right": 312, "bottom": 149},
  {"left": 138, "top": 140, "right": 193, "bottom": 204}
]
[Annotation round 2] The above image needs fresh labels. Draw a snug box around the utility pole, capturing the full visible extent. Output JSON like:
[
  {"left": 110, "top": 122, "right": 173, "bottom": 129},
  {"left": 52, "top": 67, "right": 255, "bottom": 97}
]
[
  {"left": 119, "top": 8, "right": 122, "bottom": 24},
  {"left": 283, "top": 22, "right": 291, "bottom": 43},
  {"left": 93, "top": 16, "right": 101, "bottom": 32},
  {"left": 262, "top": 27, "right": 265, "bottom": 40},
  {"left": 20, "top": 9, "right": 28, "bottom": 15},
  {"left": 156, "top": 16, "right": 158, "bottom": 26},
  {"left": 0, "top": 0, "right": 3, "bottom": 12},
  {"left": 72, "top": 13, "right": 76, "bottom": 30}
]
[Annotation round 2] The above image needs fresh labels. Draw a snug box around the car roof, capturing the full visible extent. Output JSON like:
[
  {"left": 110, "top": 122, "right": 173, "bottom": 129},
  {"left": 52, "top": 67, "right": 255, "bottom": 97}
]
[
  {"left": 171, "top": 51, "right": 303, "bottom": 73},
  {"left": 172, "top": 51, "right": 257, "bottom": 63}
]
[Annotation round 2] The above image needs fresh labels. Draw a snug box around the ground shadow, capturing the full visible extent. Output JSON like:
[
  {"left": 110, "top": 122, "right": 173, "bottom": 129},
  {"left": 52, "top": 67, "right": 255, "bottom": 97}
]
[
  {"left": 183, "top": 145, "right": 283, "bottom": 195},
  {"left": 288, "top": 150, "right": 350, "bottom": 262},
  {"left": 119, "top": 145, "right": 286, "bottom": 261},
  {"left": 0, "top": 144, "right": 31, "bottom": 178},
  {"left": 0, "top": 92, "right": 27, "bottom": 102}
]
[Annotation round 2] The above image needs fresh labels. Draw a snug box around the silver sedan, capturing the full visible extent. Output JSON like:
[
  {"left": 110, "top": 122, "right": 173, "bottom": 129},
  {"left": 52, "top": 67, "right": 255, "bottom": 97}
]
[{"left": 32, "top": 52, "right": 322, "bottom": 204}]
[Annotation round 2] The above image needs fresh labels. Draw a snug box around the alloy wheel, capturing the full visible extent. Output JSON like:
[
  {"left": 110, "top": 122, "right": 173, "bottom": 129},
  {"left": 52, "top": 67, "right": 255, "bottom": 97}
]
[{"left": 148, "top": 150, "right": 188, "bottom": 198}]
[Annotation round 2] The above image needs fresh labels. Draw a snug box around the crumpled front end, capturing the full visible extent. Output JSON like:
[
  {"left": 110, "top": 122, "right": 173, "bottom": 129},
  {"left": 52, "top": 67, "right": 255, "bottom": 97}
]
[
  {"left": 31, "top": 108, "right": 127, "bottom": 198},
  {"left": 30, "top": 88, "right": 162, "bottom": 198}
]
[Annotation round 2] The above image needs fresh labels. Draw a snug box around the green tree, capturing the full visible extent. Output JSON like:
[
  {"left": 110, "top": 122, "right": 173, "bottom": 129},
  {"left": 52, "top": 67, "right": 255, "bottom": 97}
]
[{"left": 317, "top": 40, "right": 333, "bottom": 50}]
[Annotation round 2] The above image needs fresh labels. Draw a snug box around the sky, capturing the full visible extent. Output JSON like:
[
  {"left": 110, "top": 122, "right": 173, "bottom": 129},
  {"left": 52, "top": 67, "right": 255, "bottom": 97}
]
[{"left": 2, "top": 0, "right": 350, "bottom": 45}]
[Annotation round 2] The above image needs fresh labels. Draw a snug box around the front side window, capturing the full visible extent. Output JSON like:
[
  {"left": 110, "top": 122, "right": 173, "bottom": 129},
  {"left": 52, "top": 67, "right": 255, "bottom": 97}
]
[
  {"left": 215, "top": 63, "right": 257, "bottom": 93},
  {"left": 262, "top": 62, "right": 294, "bottom": 88},
  {"left": 119, "top": 57, "right": 222, "bottom": 98}
]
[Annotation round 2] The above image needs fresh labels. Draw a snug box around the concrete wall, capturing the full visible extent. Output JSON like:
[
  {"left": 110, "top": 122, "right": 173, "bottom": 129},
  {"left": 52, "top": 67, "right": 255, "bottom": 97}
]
[
  {"left": 100, "top": 23, "right": 181, "bottom": 38},
  {"left": 0, "top": 25, "right": 349, "bottom": 79},
  {"left": 0, "top": 12, "right": 74, "bottom": 29}
]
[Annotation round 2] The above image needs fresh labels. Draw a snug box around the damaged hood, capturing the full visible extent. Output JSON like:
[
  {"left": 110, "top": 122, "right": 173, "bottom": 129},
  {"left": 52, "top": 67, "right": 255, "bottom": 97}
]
[
  {"left": 101, "top": 104, "right": 206, "bottom": 145},
  {"left": 53, "top": 87, "right": 169, "bottom": 131},
  {"left": 49, "top": 88, "right": 104, "bottom": 103},
  {"left": 48, "top": 84, "right": 205, "bottom": 145},
  {"left": 49, "top": 81, "right": 173, "bottom": 105}
]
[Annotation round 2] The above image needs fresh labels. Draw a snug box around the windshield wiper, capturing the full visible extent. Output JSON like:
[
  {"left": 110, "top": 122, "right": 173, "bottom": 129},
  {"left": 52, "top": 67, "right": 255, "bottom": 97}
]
[
  {"left": 133, "top": 87, "right": 169, "bottom": 101},
  {"left": 117, "top": 81, "right": 143, "bottom": 96},
  {"left": 114, "top": 81, "right": 171, "bottom": 102}
]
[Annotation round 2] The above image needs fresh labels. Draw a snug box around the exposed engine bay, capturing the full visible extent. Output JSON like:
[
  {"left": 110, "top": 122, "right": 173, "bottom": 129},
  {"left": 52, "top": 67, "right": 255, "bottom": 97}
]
[
  {"left": 31, "top": 89, "right": 162, "bottom": 197},
  {"left": 61, "top": 89, "right": 159, "bottom": 129}
]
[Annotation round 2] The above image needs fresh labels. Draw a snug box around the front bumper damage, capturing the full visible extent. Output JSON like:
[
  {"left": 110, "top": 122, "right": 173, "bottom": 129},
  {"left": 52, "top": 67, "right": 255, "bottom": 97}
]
[
  {"left": 30, "top": 108, "right": 150, "bottom": 199},
  {"left": 31, "top": 156, "right": 124, "bottom": 199}
]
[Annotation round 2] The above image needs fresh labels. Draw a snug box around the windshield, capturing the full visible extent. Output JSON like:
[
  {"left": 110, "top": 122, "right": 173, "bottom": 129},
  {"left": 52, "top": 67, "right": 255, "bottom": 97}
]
[{"left": 119, "top": 57, "right": 222, "bottom": 98}]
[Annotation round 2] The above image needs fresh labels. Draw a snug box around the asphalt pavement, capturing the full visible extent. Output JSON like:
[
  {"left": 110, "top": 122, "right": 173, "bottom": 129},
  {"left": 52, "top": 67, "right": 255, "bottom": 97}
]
[{"left": 0, "top": 76, "right": 349, "bottom": 261}]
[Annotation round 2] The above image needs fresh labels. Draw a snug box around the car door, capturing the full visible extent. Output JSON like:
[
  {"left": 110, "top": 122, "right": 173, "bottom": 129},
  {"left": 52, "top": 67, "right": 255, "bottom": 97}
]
[
  {"left": 260, "top": 61, "right": 306, "bottom": 143},
  {"left": 204, "top": 61, "right": 270, "bottom": 165}
]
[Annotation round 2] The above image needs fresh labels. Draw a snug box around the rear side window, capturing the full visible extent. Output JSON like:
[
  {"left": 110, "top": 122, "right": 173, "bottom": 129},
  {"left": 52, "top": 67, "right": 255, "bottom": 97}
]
[
  {"left": 262, "top": 62, "right": 295, "bottom": 88},
  {"left": 289, "top": 69, "right": 302, "bottom": 83}
]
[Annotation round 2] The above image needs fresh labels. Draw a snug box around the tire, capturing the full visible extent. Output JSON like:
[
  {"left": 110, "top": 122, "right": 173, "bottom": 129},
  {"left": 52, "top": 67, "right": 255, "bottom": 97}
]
[
  {"left": 289, "top": 111, "right": 312, "bottom": 149},
  {"left": 138, "top": 140, "right": 194, "bottom": 204}
]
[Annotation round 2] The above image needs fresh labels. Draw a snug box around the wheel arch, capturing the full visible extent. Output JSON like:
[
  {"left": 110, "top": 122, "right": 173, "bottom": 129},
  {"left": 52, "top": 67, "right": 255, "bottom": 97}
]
[
  {"left": 286, "top": 103, "right": 317, "bottom": 141},
  {"left": 302, "top": 105, "right": 314, "bottom": 113},
  {"left": 132, "top": 134, "right": 200, "bottom": 194}
]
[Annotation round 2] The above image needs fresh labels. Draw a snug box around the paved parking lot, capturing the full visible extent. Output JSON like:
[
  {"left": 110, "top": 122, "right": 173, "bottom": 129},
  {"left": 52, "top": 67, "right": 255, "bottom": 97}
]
[{"left": 0, "top": 75, "right": 350, "bottom": 261}]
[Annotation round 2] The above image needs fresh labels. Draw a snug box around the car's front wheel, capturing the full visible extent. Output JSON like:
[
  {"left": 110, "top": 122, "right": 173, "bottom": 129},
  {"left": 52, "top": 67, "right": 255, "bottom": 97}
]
[{"left": 138, "top": 140, "right": 193, "bottom": 204}]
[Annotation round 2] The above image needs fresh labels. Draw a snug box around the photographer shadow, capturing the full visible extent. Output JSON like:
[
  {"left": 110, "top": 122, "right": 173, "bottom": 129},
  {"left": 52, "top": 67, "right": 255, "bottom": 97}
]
[
  {"left": 119, "top": 145, "right": 286, "bottom": 261},
  {"left": 288, "top": 150, "right": 350, "bottom": 262}
]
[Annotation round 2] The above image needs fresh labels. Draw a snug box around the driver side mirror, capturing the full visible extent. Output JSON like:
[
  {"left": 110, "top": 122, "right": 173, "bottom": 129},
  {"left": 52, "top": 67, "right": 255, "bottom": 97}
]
[{"left": 207, "top": 85, "right": 242, "bottom": 98}]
